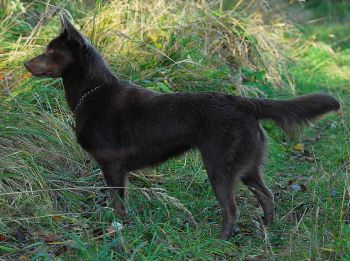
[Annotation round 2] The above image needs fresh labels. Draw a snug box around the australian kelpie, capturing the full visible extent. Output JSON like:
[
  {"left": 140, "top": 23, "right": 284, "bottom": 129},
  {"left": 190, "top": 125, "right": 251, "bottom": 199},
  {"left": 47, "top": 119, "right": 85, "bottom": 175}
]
[{"left": 24, "top": 13, "right": 340, "bottom": 240}]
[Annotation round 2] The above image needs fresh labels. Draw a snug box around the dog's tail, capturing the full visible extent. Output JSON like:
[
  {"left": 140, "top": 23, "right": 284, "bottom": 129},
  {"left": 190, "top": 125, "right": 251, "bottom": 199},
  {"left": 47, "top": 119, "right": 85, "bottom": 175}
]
[{"left": 243, "top": 93, "right": 340, "bottom": 134}]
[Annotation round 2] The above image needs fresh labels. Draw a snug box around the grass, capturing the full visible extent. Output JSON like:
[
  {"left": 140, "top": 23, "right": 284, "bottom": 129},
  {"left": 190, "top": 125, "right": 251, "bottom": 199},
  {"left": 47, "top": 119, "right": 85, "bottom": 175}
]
[{"left": 1, "top": 0, "right": 350, "bottom": 260}]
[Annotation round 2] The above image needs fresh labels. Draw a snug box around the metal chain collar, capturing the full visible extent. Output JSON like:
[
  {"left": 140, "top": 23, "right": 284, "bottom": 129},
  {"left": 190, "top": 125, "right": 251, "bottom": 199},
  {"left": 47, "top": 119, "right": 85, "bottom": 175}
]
[{"left": 73, "top": 85, "right": 102, "bottom": 115}]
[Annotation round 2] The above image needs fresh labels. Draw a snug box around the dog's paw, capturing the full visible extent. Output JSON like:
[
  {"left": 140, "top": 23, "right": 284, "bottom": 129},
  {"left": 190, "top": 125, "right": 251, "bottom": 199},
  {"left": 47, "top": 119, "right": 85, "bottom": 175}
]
[
  {"left": 219, "top": 227, "right": 240, "bottom": 240},
  {"left": 232, "top": 227, "right": 240, "bottom": 236},
  {"left": 113, "top": 207, "right": 128, "bottom": 219},
  {"left": 262, "top": 214, "right": 273, "bottom": 227}
]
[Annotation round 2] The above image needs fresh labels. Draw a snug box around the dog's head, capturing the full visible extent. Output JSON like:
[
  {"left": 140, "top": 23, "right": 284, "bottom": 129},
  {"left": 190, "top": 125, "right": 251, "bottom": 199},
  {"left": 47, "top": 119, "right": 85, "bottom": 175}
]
[{"left": 24, "top": 13, "right": 88, "bottom": 78}]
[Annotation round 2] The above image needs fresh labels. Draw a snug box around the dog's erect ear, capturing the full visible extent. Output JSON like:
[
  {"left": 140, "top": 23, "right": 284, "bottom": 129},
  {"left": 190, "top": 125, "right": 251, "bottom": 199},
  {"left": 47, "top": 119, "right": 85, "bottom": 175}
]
[{"left": 58, "top": 12, "right": 86, "bottom": 47}]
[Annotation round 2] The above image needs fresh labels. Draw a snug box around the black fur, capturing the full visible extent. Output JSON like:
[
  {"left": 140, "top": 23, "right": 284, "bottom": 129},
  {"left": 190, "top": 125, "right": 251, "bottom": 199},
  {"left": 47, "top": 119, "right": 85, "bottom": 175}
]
[{"left": 24, "top": 14, "right": 340, "bottom": 240}]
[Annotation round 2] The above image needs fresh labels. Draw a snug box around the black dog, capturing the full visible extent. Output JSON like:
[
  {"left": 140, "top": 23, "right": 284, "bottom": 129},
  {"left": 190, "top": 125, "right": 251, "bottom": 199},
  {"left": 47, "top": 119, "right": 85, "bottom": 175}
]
[{"left": 24, "top": 14, "right": 340, "bottom": 240}]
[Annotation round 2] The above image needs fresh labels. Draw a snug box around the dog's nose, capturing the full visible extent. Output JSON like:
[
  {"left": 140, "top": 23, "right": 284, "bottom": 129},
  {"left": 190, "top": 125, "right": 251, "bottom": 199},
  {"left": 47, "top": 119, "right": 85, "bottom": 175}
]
[{"left": 23, "top": 61, "right": 29, "bottom": 69}]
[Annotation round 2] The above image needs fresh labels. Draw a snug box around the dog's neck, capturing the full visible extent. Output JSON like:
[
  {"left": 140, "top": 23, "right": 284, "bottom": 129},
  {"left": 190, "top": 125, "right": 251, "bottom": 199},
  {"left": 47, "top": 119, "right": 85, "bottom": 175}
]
[{"left": 62, "top": 45, "right": 119, "bottom": 112}]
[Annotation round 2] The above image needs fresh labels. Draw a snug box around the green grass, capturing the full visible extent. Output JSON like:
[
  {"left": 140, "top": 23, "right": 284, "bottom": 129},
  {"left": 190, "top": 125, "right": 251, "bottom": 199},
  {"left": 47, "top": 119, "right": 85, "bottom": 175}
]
[{"left": 1, "top": 1, "right": 350, "bottom": 260}]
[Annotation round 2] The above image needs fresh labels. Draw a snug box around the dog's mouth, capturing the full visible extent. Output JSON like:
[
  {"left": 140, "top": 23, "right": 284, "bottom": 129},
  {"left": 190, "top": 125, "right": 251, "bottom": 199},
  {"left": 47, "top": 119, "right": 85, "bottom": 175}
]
[
  {"left": 31, "top": 71, "right": 54, "bottom": 77},
  {"left": 25, "top": 68, "right": 54, "bottom": 77},
  {"left": 24, "top": 63, "right": 54, "bottom": 77}
]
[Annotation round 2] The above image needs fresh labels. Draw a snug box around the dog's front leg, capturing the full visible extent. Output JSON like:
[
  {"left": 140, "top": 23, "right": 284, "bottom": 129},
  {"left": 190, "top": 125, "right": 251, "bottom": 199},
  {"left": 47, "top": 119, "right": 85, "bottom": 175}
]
[{"left": 100, "top": 162, "right": 128, "bottom": 217}]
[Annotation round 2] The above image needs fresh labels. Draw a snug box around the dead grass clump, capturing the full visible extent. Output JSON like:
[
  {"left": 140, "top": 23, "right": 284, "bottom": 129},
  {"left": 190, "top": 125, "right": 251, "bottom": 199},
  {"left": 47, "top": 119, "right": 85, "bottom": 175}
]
[{"left": 79, "top": 0, "right": 296, "bottom": 94}]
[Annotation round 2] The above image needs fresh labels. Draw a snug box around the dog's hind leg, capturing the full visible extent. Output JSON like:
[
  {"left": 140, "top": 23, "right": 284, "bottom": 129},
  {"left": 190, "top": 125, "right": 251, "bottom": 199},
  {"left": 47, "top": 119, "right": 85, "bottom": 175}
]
[
  {"left": 100, "top": 162, "right": 129, "bottom": 217},
  {"left": 242, "top": 168, "right": 274, "bottom": 226},
  {"left": 201, "top": 152, "right": 240, "bottom": 240},
  {"left": 210, "top": 169, "right": 240, "bottom": 240}
]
